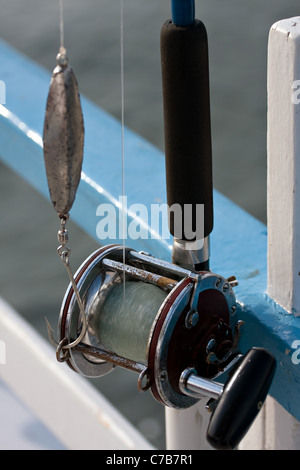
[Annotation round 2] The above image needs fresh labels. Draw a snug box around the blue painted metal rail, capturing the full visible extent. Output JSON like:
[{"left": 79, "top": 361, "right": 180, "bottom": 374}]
[{"left": 0, "top": 39, "right": 300, "bottom": 421}]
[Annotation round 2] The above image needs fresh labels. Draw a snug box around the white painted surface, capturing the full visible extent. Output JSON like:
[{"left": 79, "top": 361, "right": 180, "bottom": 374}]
[
  {"left": 267, "top": 17, "right": 300, "bottom": 315},
  {"left": 0, "top": 379, "right": 65, "bottom": 450},
  {"left": 238, "top": 401, "right": 266, "bottom": 450},
  {"left": 238, "top": 396, "right": 300, "bottom": 450},
  {"left": 264, "top": 396, "right": 300, "bottom": 449},
  {"left": 0, "top": 296, "right": 153, "bottom": 450}
]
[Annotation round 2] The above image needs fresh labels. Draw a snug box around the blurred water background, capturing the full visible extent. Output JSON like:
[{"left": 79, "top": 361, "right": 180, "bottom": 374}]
[{"left": 0, "top": 0, "right": 299, "bottom": 449}]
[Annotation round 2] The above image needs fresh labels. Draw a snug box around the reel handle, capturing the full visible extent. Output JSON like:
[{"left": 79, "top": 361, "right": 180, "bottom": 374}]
[{"left": 207, "top": 347, "right": 276, "bottom": 450}]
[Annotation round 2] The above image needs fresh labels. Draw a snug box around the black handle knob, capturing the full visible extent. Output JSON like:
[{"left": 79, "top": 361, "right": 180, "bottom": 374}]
[
  {"left": 207, "top": 347, "right": 276, "bottom": 450},
  {"left": 160, "top": 18, "right": 213, "bottom": 241}
]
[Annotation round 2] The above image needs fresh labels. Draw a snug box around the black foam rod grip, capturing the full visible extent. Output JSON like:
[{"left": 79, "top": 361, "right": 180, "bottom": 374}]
[
  {"left": 161, "top": 19, "right": 213, "bottom": 241},
  {"left": 207, "top": 347, "right": 276, "bottom": 450}
]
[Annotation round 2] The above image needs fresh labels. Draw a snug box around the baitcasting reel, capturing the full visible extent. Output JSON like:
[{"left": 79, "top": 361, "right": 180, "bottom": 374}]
[{"left": 57, "top": 244, "right": 275, "bottom": 450}]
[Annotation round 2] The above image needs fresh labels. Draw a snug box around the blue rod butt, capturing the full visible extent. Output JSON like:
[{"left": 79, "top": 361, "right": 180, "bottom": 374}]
[{"left": 171, "top": 0, "right": 195, "bottom": 26}]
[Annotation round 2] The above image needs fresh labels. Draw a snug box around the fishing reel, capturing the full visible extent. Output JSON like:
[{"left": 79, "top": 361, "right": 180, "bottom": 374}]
[{"left": 57, "top": 244, "right": 275, "bottom": 450}]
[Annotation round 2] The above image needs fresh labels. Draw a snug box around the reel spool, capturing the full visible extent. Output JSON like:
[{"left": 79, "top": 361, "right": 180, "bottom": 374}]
[
  {"left": 59, "top": 245, "right": 237, "bottom": 406},
  {"left": 58, "top": 244, "right": 275, "bottom": 449}
]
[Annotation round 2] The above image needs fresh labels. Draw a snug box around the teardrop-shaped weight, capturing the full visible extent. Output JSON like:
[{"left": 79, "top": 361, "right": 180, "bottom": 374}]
[{"left": 43, "top": 63, "right": 84, "bottom": 216}]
